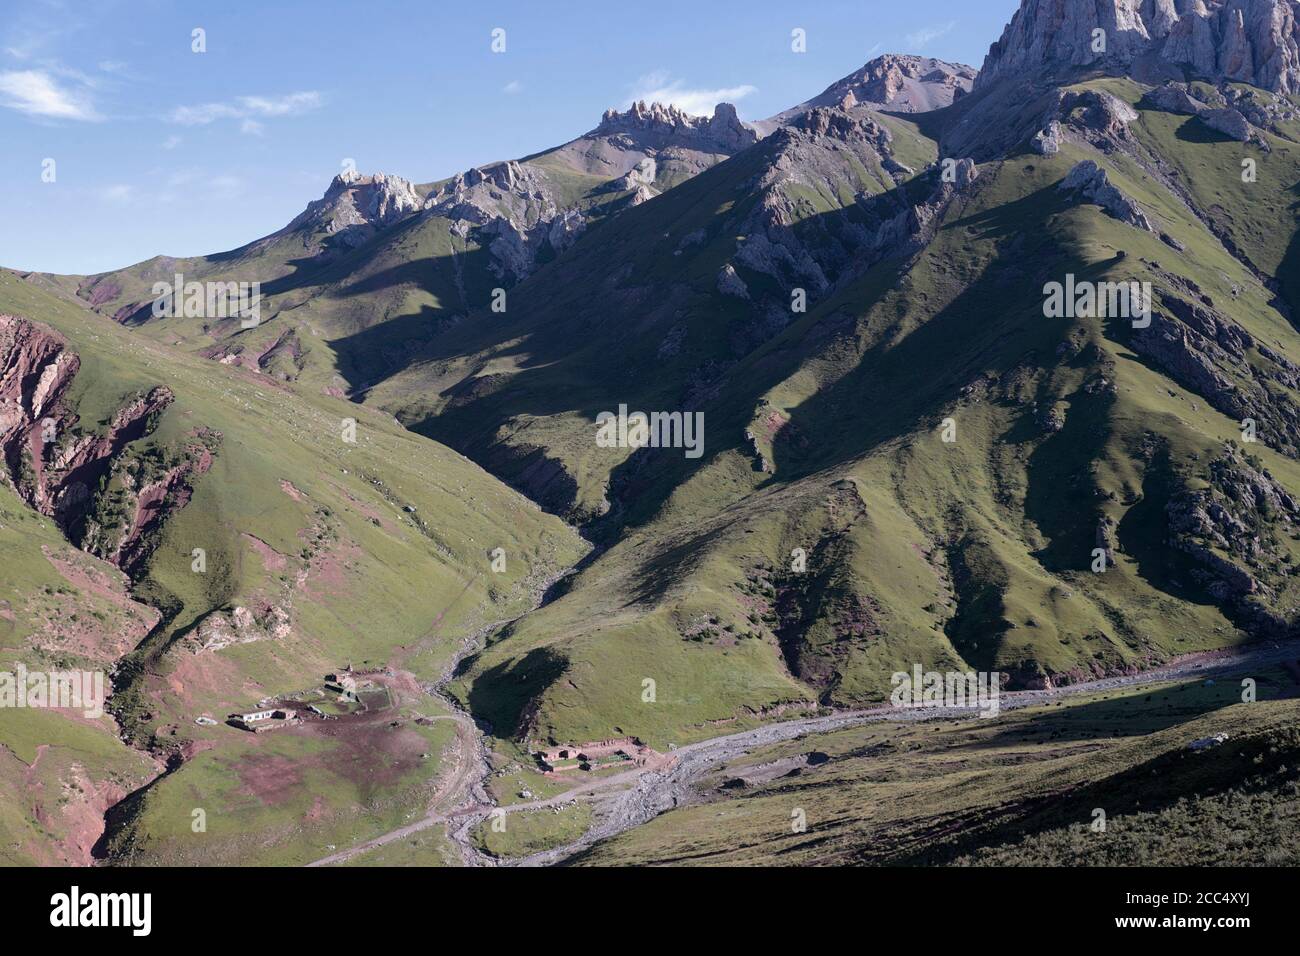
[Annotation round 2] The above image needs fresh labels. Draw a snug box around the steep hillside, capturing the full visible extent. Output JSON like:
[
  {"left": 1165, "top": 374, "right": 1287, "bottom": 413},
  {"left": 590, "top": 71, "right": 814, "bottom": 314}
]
[
  {"left": 6, "top": 0, "right": 1300, "bottom": 867},
  {"left": 438, "top": 121, "right": 1300, "bottom": 746},
  {"left": 0, "top": 270, "right": 584, "bottom": 863},
  {"left": 0, "top": 476, "right": 160, "bottom": 865},
  {"left": 373, "top": 103, "right": 944, "bottom": 520},
  {"left": 357, "top": 7, "right": 1300, "bottom": 748}
]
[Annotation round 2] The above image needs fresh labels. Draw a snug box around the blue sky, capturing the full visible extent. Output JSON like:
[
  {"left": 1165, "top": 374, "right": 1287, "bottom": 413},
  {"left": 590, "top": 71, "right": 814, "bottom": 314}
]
[{"left": 0, "top": 0, "right": 1021, "bottom": 275}]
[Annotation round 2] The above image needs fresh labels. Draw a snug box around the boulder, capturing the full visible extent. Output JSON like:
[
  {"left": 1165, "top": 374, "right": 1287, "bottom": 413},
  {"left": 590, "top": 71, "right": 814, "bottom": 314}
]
[
  {"left": 717, "top": 264, "right": 751, "bottom": 300},
  {"left": 1201, "top": 106, "right": 1254, "bottom": 141},
  {"left": 1143, "top": 82, "right": 1207, "bottom": 115},
  {"left": 1059, "top": 160, "right": 1155, "bottom": 231},
  {"left": 1031, "top": 121, "right": 1063, "bottom": 154}
]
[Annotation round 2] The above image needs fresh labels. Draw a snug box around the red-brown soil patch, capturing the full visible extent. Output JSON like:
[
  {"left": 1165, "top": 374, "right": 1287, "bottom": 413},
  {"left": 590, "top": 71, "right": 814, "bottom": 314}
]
[
  {"left": 300, "top": 537, "right": 361, "bottom": 600},
  {"left": 242, "top": 532, "right": 288, "bottom": 572},
  {"left": 157, "top": 648, "right": 250, "bottom": 716},
  {"left": 15, "top": 744, "right": 139, "bottom": 866},
  {"left": 298, "top": 712, "right": 431, "bottom": 801},
  {"left": 234, "top": 751, "right": 305, "bottom": 807}
]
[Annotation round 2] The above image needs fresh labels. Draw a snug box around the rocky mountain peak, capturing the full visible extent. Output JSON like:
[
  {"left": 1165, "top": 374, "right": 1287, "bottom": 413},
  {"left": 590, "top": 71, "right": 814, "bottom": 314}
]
[
  {"left": 286, "top": 170, "right": 423, "bottom": 249},
  {"left": 598, "top": 99, "right": 694, "bottom": 131},
  {"left": 593, "top": 100, "right": 759, "bottom": 151},
  {"left": 323, "top": 171, "right": 422, "bottom": 220},
  {"left": 817, "top": 54, "right": 978, "bottom": 112},
  {"left": 978, "top": 0, "right": 1300, "bottom": 93}
]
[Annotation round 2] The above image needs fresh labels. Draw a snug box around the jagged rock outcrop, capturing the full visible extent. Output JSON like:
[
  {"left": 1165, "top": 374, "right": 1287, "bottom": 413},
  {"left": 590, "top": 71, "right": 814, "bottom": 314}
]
[
  {"left": 1059, "top": 160, "right": 1156, "bottom": 230},
  {"left": 710, "top": 119, "right": 979, "bottom": 354},
  {"left": 1167, "top": 445, "right": 1299, "bottom": 633},
  {"left": 284, "top": 170, "right": 423, "bottom": 249},
  {"left": 789, "top": 107, "right": 915, "bottom": 179},
  {"left": 3, "top": 314, "right": 86, "bottom": 515},
  {"left": 142, "top": 100, "right": 764, "bottom": 314},
  {"left": 613, "top": 157, "right": 658, "bottom": 191},
  {"left": 417, "top": 104, "right": 759, "bottom": 284},
  {"left": 424, "top": 160, "right": 577, "bottom": 282},
  {"left": 1144, "top": 79, "right": 1211, "bottom": 113},
  {"left": 1061, "top": 88, "right": 1141, "bottom": 143},
  {"left": 1130, "top": 289, "right": 1300, "bottom": 456},
  {"left": 436, "top": 159, "right": 538, "bottom": 205},
  {"left": 622, "top": 182, "right": 659, "bottom": 208},
  {"left": 188, "top": 603, "right": 291, "bottom": 653},
  {"left": 547, "top": 208, "right": 587, "bottom": 253},
  {"left": 593, "top": 101, "right": 759, "bottom": 152},
  {"left": 1032, "top": 120, "right": 1064, "bottom": 153},
  {"left": 1142, "top": 79, "right": 1294, "bottom": 137},
  {"left": 1223, "top": 83, "right": 1300, "bottom": 125},
  {"left": 979, "top": 0, "right": 1300, "bottom": 94}
]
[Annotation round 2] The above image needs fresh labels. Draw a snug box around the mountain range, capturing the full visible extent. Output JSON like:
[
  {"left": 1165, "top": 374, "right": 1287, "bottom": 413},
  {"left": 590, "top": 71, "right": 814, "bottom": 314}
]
[{"left": 3, "top": 0, "right": 1300, "bottom": 866}]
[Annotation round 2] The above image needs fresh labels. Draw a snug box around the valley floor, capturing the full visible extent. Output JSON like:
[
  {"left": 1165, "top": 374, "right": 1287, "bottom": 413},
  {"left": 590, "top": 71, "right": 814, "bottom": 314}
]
[{"left": 309, "top": 635, "right": 1300, "bottom": 867}]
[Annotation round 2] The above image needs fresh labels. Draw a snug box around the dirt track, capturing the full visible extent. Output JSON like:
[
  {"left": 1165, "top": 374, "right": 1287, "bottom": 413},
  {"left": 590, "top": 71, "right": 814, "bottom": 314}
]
[{"left": 308, "top": 633, "right": 1300, "bottom": 868}]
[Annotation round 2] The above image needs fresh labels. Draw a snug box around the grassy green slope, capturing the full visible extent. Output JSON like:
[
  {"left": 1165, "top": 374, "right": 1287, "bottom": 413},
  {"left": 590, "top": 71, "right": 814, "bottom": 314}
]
[
  {"left": 0, "top": 480, "right": 160, "bottom": 865},
  {"left": 11, "top": 77, "right": 1300, "bottom": 821},
  {"left": 0, "top": 270, "right": 586, "bottom": 863},
  {"left": 431, "top": 80, "right": 1300, "bottom": 750},
  {"left": 372, "top": 117, "right": 934, "bottom": 522}
]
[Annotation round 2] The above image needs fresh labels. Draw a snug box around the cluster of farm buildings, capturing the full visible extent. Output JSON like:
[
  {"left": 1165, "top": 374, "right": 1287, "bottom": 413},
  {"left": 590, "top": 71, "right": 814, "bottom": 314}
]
[
  {"left": 533, "top": 737, "right": 651, "bottom": 773},
  {"left": 208, "top": 665, "right": 390, "bottom": 733}
]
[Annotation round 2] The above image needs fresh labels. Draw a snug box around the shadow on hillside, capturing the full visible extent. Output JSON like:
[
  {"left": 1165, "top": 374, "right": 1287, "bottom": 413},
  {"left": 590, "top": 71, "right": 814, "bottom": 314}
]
[
  {"left": 461, "top": 644, "right": 567, "bottom": 739},
  {"left": 380, "top": 153, "right": 896, "bottom": 525},
  {"left": 1280, "top": 180, "right": 1300, "bottom": 322},
  {"left": 371, "top": 168, "right": 1076, "bottom": 551},
  {"left": 115, "top": 221, "right": 427, "bottom": 328},
  {"left": 1020, "top": 264, "right": 1118, "bottom": 573},
  {"left": 888, "top": 713, "right": 1293, "bottom": 866},
  {"left": 987, "top": 679, "right": 1242, "bottom": 748},
  {"left": 1114, "top": 439, "right": 1216, "bottom": 605},
  {"left": 1173, "top": 114, "right": 1235, "bottom": 145},
  {"left": 769, "top": 182, "right": 1074, "bottom": 480},
  {"left": 292, "top": 217, "right": 502, "bottom": 390}
]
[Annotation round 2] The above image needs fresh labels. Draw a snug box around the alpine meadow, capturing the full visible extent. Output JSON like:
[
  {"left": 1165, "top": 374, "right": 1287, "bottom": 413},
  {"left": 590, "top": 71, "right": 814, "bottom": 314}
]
[{"left": 2, "top": 0, "right": 1300, "bottom": 909}]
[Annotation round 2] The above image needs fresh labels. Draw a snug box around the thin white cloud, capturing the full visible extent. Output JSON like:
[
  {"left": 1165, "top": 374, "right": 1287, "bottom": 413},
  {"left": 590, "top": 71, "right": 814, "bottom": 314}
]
[
  {"left": 502, "top": 80, "right": 523, "bottom": 95},
  {"left": 240, "top": 118, "right": 264, "bottom": 136},
  {"left": 99, "top": 184, "right": 134, "bottom": 203},
  {"left": 162, "top": 134, "right": 182, "bottom": 150},
  {"left": 151, "top": 168, "right": 246, "bottom": 204},
  {"left": 169, "top": 91, "right": 322, "bottom": 126},
  {"left": 0, "top": 69, "right": 99, "bottom": 120},
  {"left": 209, "top": 175, "right": 244, "bottom": 199},
  {"left": 625, "top": 70, "right": 756, "bottom": 116},
  {"left": 905, "top": 20, "right": 958, "bottom": 48}
]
